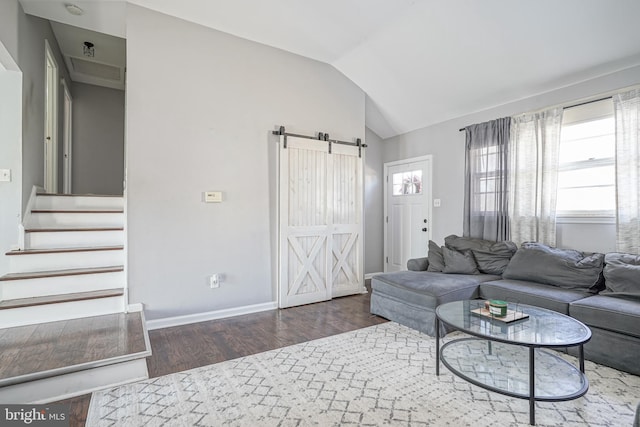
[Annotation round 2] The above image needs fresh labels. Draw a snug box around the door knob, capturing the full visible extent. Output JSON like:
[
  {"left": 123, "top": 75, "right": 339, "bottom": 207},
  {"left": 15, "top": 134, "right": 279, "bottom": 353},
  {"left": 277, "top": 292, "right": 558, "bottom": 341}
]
[
  {"left": 423, "top": 219, "right": 427, "bottom": 223},
  {"left": 422, "top": 228, "right": 427, "bottom": 232}
]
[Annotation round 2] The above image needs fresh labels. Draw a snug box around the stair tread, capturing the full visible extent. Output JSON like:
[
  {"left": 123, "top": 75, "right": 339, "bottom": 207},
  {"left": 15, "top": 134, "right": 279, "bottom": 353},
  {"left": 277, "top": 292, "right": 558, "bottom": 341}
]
[
  {"left": 0, "top": 312, "right": 149, "bottom": 384},
  {"left": 31, "top": 209, "right": 124, "bottom": 213},
  {"left": 0, "top": 266, "right": 124, "bottom": 281},
  {"left": 5, "top": 245, "right": 124, "bottom": 256},
  {"left": 0, "top": 289, "right": 124, "bottom": 310},
  {"left": 36, "top": 193, "right": 122, "bottom": 198},
  {"left": 25, "top": 227, "right": 124, "bottom": 233}
]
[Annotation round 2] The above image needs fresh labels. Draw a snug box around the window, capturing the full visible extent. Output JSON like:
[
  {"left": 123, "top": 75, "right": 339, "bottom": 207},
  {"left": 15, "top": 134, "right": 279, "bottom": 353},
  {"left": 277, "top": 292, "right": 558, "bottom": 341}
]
[
  {"left": 557, "top": 99, "right": 615, "bottom": 219},
  {"left": 392, "top": 170, "right": 422, "bottom": 195},
  {"left": 472, "top": 145, "right": 502, "bottom": 212}
]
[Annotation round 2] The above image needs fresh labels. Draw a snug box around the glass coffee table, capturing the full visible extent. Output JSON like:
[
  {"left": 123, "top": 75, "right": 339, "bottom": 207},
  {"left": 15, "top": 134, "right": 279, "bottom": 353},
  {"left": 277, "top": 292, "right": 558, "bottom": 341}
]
[{"left": 435, "top": 300, "right": 591, "bottom": 425}]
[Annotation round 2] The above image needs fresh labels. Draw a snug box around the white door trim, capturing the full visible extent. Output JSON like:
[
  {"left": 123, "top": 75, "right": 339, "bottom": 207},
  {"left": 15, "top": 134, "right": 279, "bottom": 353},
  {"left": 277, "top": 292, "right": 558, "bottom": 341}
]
[
  {"left": 44, "top": 40, "right": 59, "bottom": 194},
  {"left": 61, "top": 78, "right": 73, "bottom": 194},
  {"left": 383, "top": 155, "right": 433, "bottom": 272}
]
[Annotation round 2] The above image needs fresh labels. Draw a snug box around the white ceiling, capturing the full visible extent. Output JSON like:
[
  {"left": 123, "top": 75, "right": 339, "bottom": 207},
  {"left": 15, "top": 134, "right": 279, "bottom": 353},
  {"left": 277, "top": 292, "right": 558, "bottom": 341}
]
[
  {"left": 19, "top": 0, "right": 640, "bottom": 138},
  {"left": 50, "top": 21, "right": 125, "bottom": 90}
]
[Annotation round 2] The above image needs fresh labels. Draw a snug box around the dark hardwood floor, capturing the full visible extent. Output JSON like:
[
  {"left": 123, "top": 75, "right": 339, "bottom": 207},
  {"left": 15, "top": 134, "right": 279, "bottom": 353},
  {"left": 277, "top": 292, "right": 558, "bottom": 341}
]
[{"left": 60, "top": 280, "right": 386, "bottom": 426}]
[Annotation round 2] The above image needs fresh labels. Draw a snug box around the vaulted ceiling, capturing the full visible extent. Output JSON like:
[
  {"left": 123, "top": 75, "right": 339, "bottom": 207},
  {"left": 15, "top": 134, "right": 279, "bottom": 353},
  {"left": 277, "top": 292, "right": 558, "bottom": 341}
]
[{"left": 20, "top": 0, "right": 640, "bottom": 138}]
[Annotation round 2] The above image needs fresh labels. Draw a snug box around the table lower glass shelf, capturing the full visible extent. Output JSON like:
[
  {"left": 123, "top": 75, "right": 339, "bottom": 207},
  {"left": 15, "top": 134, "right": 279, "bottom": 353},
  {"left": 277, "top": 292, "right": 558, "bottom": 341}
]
[{"left": 440, "top": 337, "right": 588, "bottom": 401}]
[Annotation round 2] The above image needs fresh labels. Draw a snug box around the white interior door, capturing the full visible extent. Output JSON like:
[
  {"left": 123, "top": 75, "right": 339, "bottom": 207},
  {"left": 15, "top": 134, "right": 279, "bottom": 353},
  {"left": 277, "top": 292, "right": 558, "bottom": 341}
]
[
  {"left": 330, "top": 143, "right": 364, "bottom": 298},
  {"left": 61, "top": 79, "right": 73, "bottom": 194},
  {"left": 385, "top": 157, "right": 432, "bottom": 272},
  {"left": 279, "top": 136, "right": 364, "bottom": 308},
  {"left": 44, "top": 40, "right": 59, "bottom": 193}
]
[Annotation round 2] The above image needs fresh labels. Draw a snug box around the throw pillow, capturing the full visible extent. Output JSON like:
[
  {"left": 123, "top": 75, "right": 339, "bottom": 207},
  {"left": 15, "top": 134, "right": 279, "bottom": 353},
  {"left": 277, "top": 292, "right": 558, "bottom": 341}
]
[
  {"left": 444, "top": 235, "right": 517, "bottom": 275},
  {"left": 426, "top": 240, "right": 445, "bottom": 272},
  {"left": 601, "top": 252, "right": 640, "bottom": 300},
  {"left": 442, "top": 247, "right": 479, "bottom": 274},
  {"left": 502, "top": 242, "right": 604, "bottom": 293}
]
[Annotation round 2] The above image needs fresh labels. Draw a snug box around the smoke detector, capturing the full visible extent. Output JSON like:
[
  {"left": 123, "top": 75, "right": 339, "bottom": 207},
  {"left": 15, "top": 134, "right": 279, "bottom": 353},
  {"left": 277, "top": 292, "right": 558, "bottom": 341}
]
[{"left": 64, "top": 3, "right": 84, "bottom": 16}]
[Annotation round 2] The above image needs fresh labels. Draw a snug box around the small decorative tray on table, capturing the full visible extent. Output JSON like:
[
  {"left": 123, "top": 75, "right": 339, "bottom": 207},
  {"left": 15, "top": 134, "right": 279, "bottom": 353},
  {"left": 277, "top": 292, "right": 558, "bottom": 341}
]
[{"left": 470, "top": 307, "right": 529, "bottom": 323}]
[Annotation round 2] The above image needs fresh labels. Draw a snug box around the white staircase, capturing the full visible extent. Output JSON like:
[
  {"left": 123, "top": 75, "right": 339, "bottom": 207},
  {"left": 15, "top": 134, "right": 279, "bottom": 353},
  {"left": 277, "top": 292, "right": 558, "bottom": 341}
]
[
  {"left": 0, "top": 193, "right": 126, "bottom": 328},
  {"left": 0, "top": 192, "right": 150, "bottom": 403}
]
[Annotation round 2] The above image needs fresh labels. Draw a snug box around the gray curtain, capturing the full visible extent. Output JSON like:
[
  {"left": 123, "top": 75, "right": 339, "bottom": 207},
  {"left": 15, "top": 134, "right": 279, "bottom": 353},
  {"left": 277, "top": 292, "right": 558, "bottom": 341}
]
[{"left": 463, "top": 117, "right": 511, "bottom": 241}]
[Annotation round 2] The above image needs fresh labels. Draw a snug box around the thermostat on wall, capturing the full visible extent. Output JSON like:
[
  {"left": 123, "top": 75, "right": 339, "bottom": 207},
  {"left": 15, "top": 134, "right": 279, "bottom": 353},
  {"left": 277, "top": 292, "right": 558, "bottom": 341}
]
[{"left": 204, "top": 191, "right": 222, "bottom": 203}]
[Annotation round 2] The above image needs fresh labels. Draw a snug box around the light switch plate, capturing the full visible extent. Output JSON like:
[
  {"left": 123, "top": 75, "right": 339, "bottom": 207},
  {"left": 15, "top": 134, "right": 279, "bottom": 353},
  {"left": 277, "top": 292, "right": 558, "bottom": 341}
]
[
  {"left": 204, "top": 191, "right": 222, "bottom": 203},
  {"left": 433, "top": 198, "right": 441, "bottom": 207},
  {"left": 0, "top": 169, "right": 10, "bottom": 182}
]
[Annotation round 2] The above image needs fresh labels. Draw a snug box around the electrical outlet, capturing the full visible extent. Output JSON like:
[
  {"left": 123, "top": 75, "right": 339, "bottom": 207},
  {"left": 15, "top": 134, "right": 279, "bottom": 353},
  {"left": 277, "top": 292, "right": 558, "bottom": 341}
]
[
  {"left": 209, "top": 274, "right": 220, "bottom": 289},
  {"left": 433, "top": 198, "right": 441, "bottom": 207}
]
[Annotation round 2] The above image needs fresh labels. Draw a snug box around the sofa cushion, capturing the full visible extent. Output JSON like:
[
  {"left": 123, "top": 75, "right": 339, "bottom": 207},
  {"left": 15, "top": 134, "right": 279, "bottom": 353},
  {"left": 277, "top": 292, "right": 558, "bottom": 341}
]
[
  {"left": 426, "top": 240, "right": 445, "bottom": 272},
  {"left": 442, "top": 247, "right": 479, "bottom": 274},
  {"left": 570, "top": 295, "right": 640, "bottom": 338},
  {"left": 479, "top": 279, "right": 592, "bottom": 314},
  {"left": 502, "top": 242, "right": 604, "bottom": 293},
  {"left": 407, "top": 257, "right": 429, "bottom": 271},
  {"left": 444, "top": 235, "right": 517, "bottom": 275},
  {"left": 601, "top": 252, "right": 640, "bottom": 300},
  {"left": 372, "top": 271, "right": 499, "bottom": 310}
]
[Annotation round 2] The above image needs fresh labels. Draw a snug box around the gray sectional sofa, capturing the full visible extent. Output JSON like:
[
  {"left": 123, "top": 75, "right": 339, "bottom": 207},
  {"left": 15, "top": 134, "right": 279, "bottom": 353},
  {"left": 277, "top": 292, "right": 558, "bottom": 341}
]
[{"left": 371, "top": 235, "right": 640, "bottom": 376}]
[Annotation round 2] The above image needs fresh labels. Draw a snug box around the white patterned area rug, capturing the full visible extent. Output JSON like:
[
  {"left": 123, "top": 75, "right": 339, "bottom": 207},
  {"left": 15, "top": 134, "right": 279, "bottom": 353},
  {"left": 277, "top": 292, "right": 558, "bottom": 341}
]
[{"left": 87, "top": 322, "right": 640, "bottom": 426}]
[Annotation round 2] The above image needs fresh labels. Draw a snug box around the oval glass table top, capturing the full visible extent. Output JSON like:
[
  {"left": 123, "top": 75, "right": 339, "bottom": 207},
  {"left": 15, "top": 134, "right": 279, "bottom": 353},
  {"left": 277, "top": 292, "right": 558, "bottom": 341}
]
[{"left": 436, "top": 300, "right": 591, "bottom": 347}]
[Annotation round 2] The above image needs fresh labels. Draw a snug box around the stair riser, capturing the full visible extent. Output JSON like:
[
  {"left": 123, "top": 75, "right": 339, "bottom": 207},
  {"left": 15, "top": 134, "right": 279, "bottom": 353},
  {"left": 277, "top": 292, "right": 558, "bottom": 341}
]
[
  {"left": 1, "top": 271, "right": 125, "bottom": 299},
  {"left": 34, "top": 196, "right": 124, "bottom": 210},
  {"left": 0, "top": 358, "right": 148, "bottom": 404},
  {"left": 9, "top": 250, "right": 124, "bottom": 273},
  {"left": 26, "top": 230, "right": 124, "bottom": 249},
  {"left": 29, "top": 212, "right": 124, "bottom": 228},
  {"left": 0, "top": 296, "right": 124, "bottom": 328}
]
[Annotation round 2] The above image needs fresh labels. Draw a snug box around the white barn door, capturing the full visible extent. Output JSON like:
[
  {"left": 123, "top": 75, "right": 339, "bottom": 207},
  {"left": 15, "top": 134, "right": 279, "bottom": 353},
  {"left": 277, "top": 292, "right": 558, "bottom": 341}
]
[{"left": 279, "top": 135, "right": 364, "bottom": 308}]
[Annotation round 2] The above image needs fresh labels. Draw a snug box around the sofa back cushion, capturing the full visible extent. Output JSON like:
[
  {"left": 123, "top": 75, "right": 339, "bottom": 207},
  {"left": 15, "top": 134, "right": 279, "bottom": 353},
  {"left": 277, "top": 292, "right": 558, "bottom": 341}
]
[
  {"left": 426, "top": 240, "right": 445, "bottom": 272},
  {"left": 602, "top": 252, "right": 640, "bottom": 300},
  {"left": 444, "top": 235, "right": 517, "bottom": 275},
  {"left": 442, "top": 247, "right": 479, "bottom": 274},
  {"left": 502, "top": 242, "right": 604, "bottom": 293}
]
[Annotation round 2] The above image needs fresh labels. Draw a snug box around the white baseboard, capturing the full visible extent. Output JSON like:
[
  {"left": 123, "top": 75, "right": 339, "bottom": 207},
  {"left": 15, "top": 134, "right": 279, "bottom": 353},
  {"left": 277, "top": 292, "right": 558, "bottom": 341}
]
[
  {"left": 127, "top": 303, "right": 144, "bottom": 312},
  {"left": 365, "top": 272, "right": 383, "bottom": 280},
  {"left": 146, "top": 301, "right": 278, "bottom": 331}
]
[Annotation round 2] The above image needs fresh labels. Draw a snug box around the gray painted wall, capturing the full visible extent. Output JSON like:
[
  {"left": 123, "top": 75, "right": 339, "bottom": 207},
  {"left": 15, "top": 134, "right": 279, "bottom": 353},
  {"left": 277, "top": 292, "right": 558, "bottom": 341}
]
[
  {"left": 125, "top": 5, "right": 365, "bottom": 320},
  {"left": 17, "top": 7, "right": 71, "bottom": 207},
  {"left": 0, "top": 0, "right": 19, "bottom": 63},
  {"left": 0, "top": 70, "right": 22, "bottom": 275},
  {"left": 364, "top": 128, "right": 384, "bottom": 274},
  {"left": 0, "top": 1, "right": 21, "bottom": 277},
  {"left": 383, "top": 65, "right": 640, "bottom": 253},
  {"left": 71, "top": 82, "right": 124, "bottom": 195}
]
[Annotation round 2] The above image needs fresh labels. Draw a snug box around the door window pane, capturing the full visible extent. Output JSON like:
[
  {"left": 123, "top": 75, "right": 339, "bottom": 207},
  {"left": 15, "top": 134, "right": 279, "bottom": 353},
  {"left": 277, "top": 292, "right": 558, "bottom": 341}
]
[{"left": 392, "top": 170, "right": 423, "bottom": 195}]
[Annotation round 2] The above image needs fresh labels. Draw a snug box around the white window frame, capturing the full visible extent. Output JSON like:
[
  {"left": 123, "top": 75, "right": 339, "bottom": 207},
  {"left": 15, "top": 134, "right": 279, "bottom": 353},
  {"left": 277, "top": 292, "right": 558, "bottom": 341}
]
[{"left": 556, "top": 99, "right": 615, "bottom": 223}]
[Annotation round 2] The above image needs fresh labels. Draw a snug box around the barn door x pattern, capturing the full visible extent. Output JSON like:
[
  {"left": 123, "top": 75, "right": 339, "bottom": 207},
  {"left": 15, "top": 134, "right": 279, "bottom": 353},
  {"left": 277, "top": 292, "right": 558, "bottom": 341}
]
[{"left": 279, "top": 135, "right": 364, "bottom": 308}]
